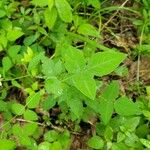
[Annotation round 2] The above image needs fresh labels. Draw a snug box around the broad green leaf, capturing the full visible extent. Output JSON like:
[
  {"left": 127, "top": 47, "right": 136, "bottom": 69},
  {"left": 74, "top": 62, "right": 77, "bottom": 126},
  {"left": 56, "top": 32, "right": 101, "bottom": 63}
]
[
  {"left": 67, "top": 98, "right": 83, "bottom": 118},
  {"left": 0, "top": 100, "right": 7, "bottom": 111},
  {"left": 26, "top": 92, "right": 41, "bottom": 108},
  {"left": 0, "top": 9, "right": 6, "bottom": 18},
  {"left": 12, "top": 124, "right": 22, "bottom": 136},
  {"left": 124, "top": 132, "right": 139, "bottom": 147},
  {"left": 72, "top": 72, "right": 96, "bottom": 100},
  {"left": 8, "top": 45, "right": 21, "bottom": 60},
  {"left": 44, "top": 130, "right": 58, "bottom": 142},
  {"left": 2, "top": 56, "right": 12, "bottom": 72},
  {"left": 99, "top": 99, "right": 113, "bottom": 125},
  {"left": 120, "top": 117, "right": 140, "bottom": 132},
  {"left": 114, "top": 97, "right": 141, "bottom": 116},
  {"left": 7, "top": 28, "right": 24, "bottom": 41},
  {"left": 136, "top": 124, "right": 149, "bottom": 138},
  {"left": 23, "top": 109, "right": 38, "bottom": 121},
  {"left": 48, "top": 0, "right": 54, "bottom": 10},
  {"left": 24, "top": 33, "right": 39, "bottom": 46},
  {"left": 1, "top": 19, "right": 12, "bottom": 30},
  {"left": 0, "top": 34, "right": 7, "bottom": 49},
  {"left": 23, "top": 123, "right": 38, "bottom": 136},
  {"left": 104, "top": 126, "right": 113, "bottom": 141},
  {"left": 55, "top": 0, "right": 72, "bottom": 22},
  {"left": 44, "top": 7, "right": 57, "bottom": 29},
  {"left": 140, "top": 139, "right": 150, "bottom": 149},
  {"left": 87, "top": 51, "right": 126, "bottom": 76},
  {"left": 42, "top": 59, "right": 54, "bottom": 76},
  {"left": 19, "top": 136, "right": 32, "bottom": 147},
  {"left": 117, "top": 132, "right": 125, "bottom": 143},
  {"left": 38, "top": 142, "right": 51, "bottom": 150},
  {"left": 42, "top": 96, "right": 56, "bottom": 110},
  {"left": 31, "top": 0, "right": 48, "bottom": 6},
  {"left": 87, "top": 135, "right": 104, "bottom": 149},
  {"left": 0, "top": 139, "right": 16, "bottom": 150},
  {"left": 61, "top": 44, "right": 86, "bottom": 73},
  {"left": 100, "top": 81, "right": 119, "bottom": 100},
  {"left": 112, "top": 142, "right": 129, "bottom": 150},
  {"left": 42, "top": 59, "right": 62, "bottom": 77},
  {"left": 77, "top": 23, "right": 99, "bottom": 37},
  {"left": 99, "top": 81, "right": 119, "bottom": 125},
  {"left": 143, "top": 110, "right": 150, "bottom": 120},
  {"left": 51, "top": 141, "right": 62, "bottom": 150},
  {"left": 58, "top": 130, "right": 70, "bottom": 150},
  {"left": 11, "top": 103, "right": 25, "bottom": 115},
  {"left": 45, "top": 77, "right": 63, "bottom": 96}
]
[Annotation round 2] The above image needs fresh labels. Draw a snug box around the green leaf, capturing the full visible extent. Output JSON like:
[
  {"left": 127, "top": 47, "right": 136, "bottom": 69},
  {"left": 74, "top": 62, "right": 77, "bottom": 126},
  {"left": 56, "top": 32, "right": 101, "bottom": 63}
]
[
  {"left": 42, "top": 96, "right": 56, "bottom": 111},
  {"left": 0, "top": 100, "right": 7, "bottom": 111},
  {"left": 0, "top": 9, "right": 6, "bottom": 18},
  {"left": 77, "top": 23, "right": 99, "bottom": 37},
  {"left": 140, "top": 138, "right": 150, "bottom": 149},
  {"left": 0, "top": 139, "right": 16, "bottom": 150},
  {"left": 1, "top": 19, "right": 12, "bottom": 30},
  {"left": 55, "top": 0, "right": 72, "bottom": 22},
  {"left": 58, "top": 130, "right": 70, "bottom": 150},
  {"left": 120, "top": 117, "right": 140, "bottom": 132},
  {"left": 2, "top": 56, "right": 12, "bottom": 72},
  {"left": 45, "top": 77, "right": 63, "bottom": 96},
  {"left": 112, "top": 142, "right": 128, "bottom": 150},
  {"left": 23, "top": 109, "right": 38, "bottom": 121},
  {"left": 87, "top": 51, "right": 126, "bottom": 76},
  {"left": 114, "top": 97, "right": 141, "bottom": 116},
  {"left": 23, "top": 123, "right": 38, "bottom": 136},
  {"left": 67, "top": 98, "right": 83, "bottom": 118},
  {"left": 100, "top": 81, "right": 119, "bottom": 101},
  {"left": 87, "top": 135, "right": 104, "bottom": 149},
  {"left": 11, "top": 103, "right": 25, "bottom": 115},
  {"left": 104, "top": 126, "right": 113, "bottom": 141},
  {"left": 51, "top": 141, "right": 62, "bottom": 150},
  {"left": 99, "top": 81, "right": 119, "bottom": 125},
  {"left": 99, "top": 99, "right": 113, "bottom": 125},
  {"left": 42, "top": 58, "right": 62, "bottom": 77},
  {"left": 7, "top": 28, "right": 24, "bottom": 41},
  {"left": 61, "top": 44, "right": 86, "bottom": 73},
  {"left": 26, "top": 92, "right": 41, "bottom": 109},
  {"left": 72, "top": 72, "right": 96, "bottom": 100},
  {"left": 48, "top": 0, "right": 54, "bottom": 10},
  {"left": 8, "top": 45, "right": 21, "bottom": 60},
  {"left": 38, "top": 142, "right": 51, "bottom": 150},
  {"left": 28, "top": 52, "right": 44, "bottom": 71},
  {"left": 44, "top": 7, "right": 57, "bottom": 29},
  {"left": 44, "top": 130, "right": 58, "bottom": 142},
  {"left": 117, "top": 132, "right": 125, "bottom": 143},
  {"left": 31, "top": 0, "right": 48, "bottom": 6},
  {"left": 24, "top": 33, "right": 39, "bottom": 46}
]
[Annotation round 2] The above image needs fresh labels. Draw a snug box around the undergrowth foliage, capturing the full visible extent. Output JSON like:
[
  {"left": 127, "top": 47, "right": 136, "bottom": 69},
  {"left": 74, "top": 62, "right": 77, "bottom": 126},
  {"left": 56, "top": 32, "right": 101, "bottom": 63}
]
[{"left": 0, "top": 0, "right": 150, "bottom": 149}]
